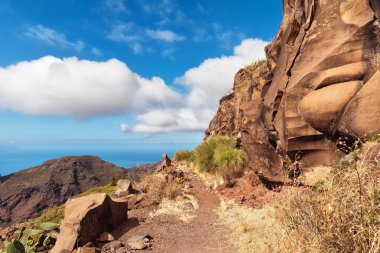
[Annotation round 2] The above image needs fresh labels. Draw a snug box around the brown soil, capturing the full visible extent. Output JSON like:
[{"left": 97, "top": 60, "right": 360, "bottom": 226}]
[
  {"left": 217, "top": 171, "right": 276, "bottom": 207},
  {"left": 112, "top": 173, "right": 237, "bottom": 253}
]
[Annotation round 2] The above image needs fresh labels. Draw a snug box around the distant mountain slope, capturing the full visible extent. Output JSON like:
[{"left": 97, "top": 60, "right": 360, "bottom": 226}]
[{"left": 0, "top": 156, "right": 154, "bottom": 226}]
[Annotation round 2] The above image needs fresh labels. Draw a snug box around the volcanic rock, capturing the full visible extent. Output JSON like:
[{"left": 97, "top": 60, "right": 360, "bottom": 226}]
[
  {"left": 206, "top": 0, "right": 380, "bottom": 182},
  {"left": 126, "top": 234, "right": 152, "bottom": 250},
  {"left": 115, "top": 179, "right": 132, "bottom": 197},
  {"left": 97, "top": 232, "right": 115, "bottom": 243}
]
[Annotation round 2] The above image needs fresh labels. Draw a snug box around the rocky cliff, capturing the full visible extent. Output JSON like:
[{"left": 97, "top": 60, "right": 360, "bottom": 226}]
[
  {"left": 206, "top": 0, "right": 380, "bottom": 182},
  {"left": 0, "top": 156, "right": 151, "bottom": 226}
]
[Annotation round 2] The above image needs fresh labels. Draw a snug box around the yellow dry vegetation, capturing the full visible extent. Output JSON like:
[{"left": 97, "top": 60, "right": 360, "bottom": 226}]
[
  {"left": 150, "top": 194, "right": 199, "bottom": 223},
  {"left": 218, "top": 140, "right": 380, "bottom": 253},
  {"left": 218, "top": 199, "right": 286, "bottom": 253}
]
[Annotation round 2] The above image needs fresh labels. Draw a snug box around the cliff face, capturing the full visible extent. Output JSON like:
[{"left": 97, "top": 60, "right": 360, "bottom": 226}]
[
  {"left": 206, "top": 0, "right": 380, "bottom": 182},
  {"left": 0, "top": 156, "right": 147, "bottom": 226}
]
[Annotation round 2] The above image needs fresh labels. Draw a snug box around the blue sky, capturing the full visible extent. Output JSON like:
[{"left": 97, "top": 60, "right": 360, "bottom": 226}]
[{"left": 0, "top": 0, "right": 282, "bottom": 148}]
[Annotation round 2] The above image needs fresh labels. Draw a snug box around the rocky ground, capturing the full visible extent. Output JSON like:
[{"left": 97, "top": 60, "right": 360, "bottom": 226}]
[
  {"left": 112, "top": 172, "right": 237, "bottom": 253},
  {"left": 45, "top": 161, "right": 245, "bottom": 253}
]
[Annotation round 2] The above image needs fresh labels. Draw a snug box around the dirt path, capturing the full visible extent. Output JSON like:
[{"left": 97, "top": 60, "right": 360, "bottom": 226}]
[{"left": 112, "top": 173, "right": 237, "bottom": 253}]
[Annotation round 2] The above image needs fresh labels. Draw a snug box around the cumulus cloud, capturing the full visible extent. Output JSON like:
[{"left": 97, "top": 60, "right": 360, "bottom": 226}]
[
  {"left": 0, "top": 56, "right": 181, "bottom": 119},
  {"left": 176, "top": 38, "right": 268, "bottom": 109},
  {"left": 145, "top": 29, "right": 185, "bottom": 42},
  {"left": 0, "top": 38, "right": 268, "bottom": 133},
  {"left": 130, "top": 108, "right": 213, "bottom": 133},
  {"left": 24, "top": 24, "right": 84, "bottom": 51},
  {"left": 124, "top": 38, "right": 269, "bottom": 133}
]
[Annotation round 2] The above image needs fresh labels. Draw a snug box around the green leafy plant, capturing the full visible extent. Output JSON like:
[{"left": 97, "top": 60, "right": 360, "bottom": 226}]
[
  {"left": 3, "top": 222, "right": 59, "bottom": 253},
  {"left": 173, "top": 150, "right": 195, "bottom": 163},
  {"left": 110, "top": 176, "right": 117, "bottom": 186},
  {"left": 194, "top": 135, "right": 245, "bottom": 174}
]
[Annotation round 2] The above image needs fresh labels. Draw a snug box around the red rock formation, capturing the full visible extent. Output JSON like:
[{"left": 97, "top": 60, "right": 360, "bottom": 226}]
[{"left": 206, "top": 0, "right": 380, "bottom": 182}]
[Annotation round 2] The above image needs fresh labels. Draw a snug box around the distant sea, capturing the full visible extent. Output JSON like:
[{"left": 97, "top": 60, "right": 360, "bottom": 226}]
[{"left": 0, "top": 143, "right": 197, "bottom": 176}]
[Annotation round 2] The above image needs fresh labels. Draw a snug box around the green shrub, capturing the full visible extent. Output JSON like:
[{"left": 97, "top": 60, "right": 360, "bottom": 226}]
[
  {"left": 33, "top": 205, "right": 65, "bottom": 224},
  {"left": 173, "top": 150, "right": 195, "bottom": 162},
  {"left": 214, "top": 145, "right": 245, "bottom": 169},
  {"left": 194, "top": 135, "right": 245, "bottom": 173},
  {"left": 110, "top": 176, "right": 117, "bottom": 186}
]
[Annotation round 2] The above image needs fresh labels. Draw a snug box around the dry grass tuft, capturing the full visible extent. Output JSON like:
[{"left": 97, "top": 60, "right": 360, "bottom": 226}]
[
  {"left": 136, "top": 173, "right": 183, "bottom": 202},
  {"left": 150, "top": 194, "right": 199, "bottom": 223},
  {"left": 243, "top": 60, "right": 266, "bottom": 75},
  {"left": 275, "top": 141, "right": 380, "bottom": 253},
  {"left": 217, "top": 199, "right": 285, "bottom": 253},
  {"left": 221, "top": 164, "right": 245, "bottom": 188},
  {"left": 197, "top": 171, "right": 224, "bottom": 190},
  {"left": 217, "top": 140, "right": 380, "bottom": 253}
]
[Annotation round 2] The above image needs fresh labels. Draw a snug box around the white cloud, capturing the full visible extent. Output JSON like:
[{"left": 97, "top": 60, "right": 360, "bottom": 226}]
[
  {"left": 175, "top": 38, "right": 268, "bottom": 109},
  {"left": 91, "top": 47, "right": 102, "bottom": 56},
  {"left": 24, "top": 24, "right": 84, "bottom": 51},
  {"left": 107, "top": 24, "right": 184, "bottom": 54},
  {"left": 0, "top": 38, "right": 268, "bottom": 134},
  {"left": 145, "top": 29, "right": 184, "bottom": 42},
  {"left": 104, "top": 0, "right": 126, "bottom": 12},
  {"left": 120, "top": 123, "right": 130, "bottom": 132},
  {"left": 139, "top": 0, "right": 179, "bottom": 26},
  {"left": 107, "top": 23, "right": 143, "bottom": 54},
  {"left": 129, "top": 108, "right": 213, "bottom": 133},
  {"left": 127, "top": 38, "right": 269, "bottom": 133},
  {"left": 107, "top": 23, "right": 137, "bottom": 42},
  {"left": 0, "top": 56, "right": 181, "bottom": 119}
]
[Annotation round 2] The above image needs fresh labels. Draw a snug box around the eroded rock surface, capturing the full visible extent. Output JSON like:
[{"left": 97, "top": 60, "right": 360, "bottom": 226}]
[
  {"left": 52, "top": 193, "right": 128, "bottom": 253},
  {"left": 206, "top": 0, "right": 380, "bottom": 182}
]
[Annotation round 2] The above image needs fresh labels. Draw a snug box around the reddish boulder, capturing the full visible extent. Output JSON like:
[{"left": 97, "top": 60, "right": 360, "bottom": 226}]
[{"left": 52, "top": 193, "right": 127, "bottom": 253}]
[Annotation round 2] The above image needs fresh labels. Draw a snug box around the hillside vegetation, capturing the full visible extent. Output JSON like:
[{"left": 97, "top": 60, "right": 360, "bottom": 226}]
[
  {"left": 218, "top": 139, "right": 380, "bottom": 253},
  {"left": 275, "top": 140, "right": 380, "bottom": 253}
]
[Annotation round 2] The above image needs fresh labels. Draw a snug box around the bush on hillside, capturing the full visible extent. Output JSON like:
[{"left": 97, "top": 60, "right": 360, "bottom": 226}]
[
  {"left": 194, "top": 135, "right": 245, "bottom": 174},
  {"left": 173, "top": 150, "right": 195, "bottom": 163},
  {"left": 110, "top": 176, "right": 117, "bottom": 186}
]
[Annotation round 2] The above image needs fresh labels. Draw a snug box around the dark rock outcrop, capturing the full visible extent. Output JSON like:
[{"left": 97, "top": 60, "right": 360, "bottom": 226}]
[
  {"left": 0, "top": 156, "right": 151, "bottom": 226},
  {"left": 206, "top": 0, "right": 380, "bottom": 182}
]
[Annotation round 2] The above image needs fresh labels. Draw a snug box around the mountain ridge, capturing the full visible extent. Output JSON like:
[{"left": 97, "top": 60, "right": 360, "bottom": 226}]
[{"left": 0, "top": 156, "right": 154, "bottom": 226}]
